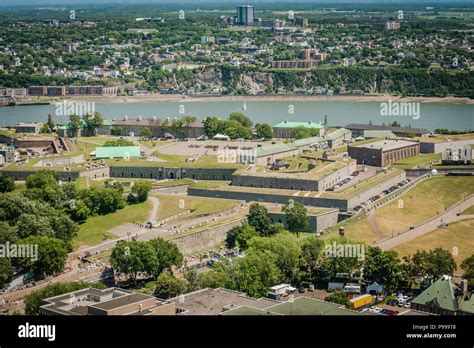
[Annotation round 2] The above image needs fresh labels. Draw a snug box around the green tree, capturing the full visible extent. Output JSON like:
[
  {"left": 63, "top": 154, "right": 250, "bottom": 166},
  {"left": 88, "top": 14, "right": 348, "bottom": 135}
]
[
  {"left": 0, "top": 258, "right": 13, "bottom": 290},
  {"left": 0, "top": 221, "right": 18, "bottom": 244},
  {"left": 320, "top": 237, "right": 365, "bottom": 279},
  {"left": 183, "top": 267, "right": 201, "bottom": 292},
  {"left": 69, "top": 114, "right": 81, "bottom": 137},
  {"left": 229, "top": 112, "right": 252, "bottom": 128},
  {"left": 282, "top": 200, "right": 309, "bottom": 236},
  {"left": 111, "top": 127, "right": 123, "bottom": 136},
  {"left": 154, "top": 272, "right": 187, "bottom": 299},
  {"left": 248, "top": 232, "right": 301, "bottom": 283},
  {"left": 182, "top": 115, "right": 197, "bottom": 127},
  {"left": 129, "top": 180, "right": 152, "bottom": 203},
  {"left": 325, "top": 290, "right": 351, "bottom": 307},
  {"left": 363, "top": 247, "right": 401, "bottom": 295},
  {"left": 0, "top": 173, "right": 15, "bottom": 193},
  {"left": 255, "top": 123, "right": 273, "bottom": 139},
  {"left": 103, "top": 138, "right": 135, "bottom": 147},
  {"left": 83, "top": 112, "right": 103, "bottom": 136},
  {"left": 407, "top": 248, "right": 457, "bottom": 284},
  {"left": 171, "top": 119, "right": 186, "bottom": 138},
  {"left": 247, "top": 203, "right": 274, "bottom": 236},
  {"left": 46, "top": 114, "right": 55, "bottom": 132},
  {"left": 198, "top": 268, "right": 229, "bottom": 289},
  {"left": 225, "top": 223, "right": 258, "bottom": 250},
  {"left": 203, "top": 116, "right": 222, "bottom": 138},
  {"left": 110, "top": 241, "right": 158, "bottom": 284},
  {"left": 17, "top": 236, "right": 68, "bottom": 280},
  {"left": 300, "top": 237, "right": 325, "bottom": 283},
  {"left": 461, "top": 254, "right": 474, "bottom": 287},
  {"left": 25, "top": 170, "right": 58, "bottom": 189},
  {"left": 139, "top": 128, "right": 152, "bottom": 139},
  {"left": 233, "top": 251, "right": 282, "bottom": 297},
  {"left": 148, "top": 238, "right": 183, "bottom": 276}
]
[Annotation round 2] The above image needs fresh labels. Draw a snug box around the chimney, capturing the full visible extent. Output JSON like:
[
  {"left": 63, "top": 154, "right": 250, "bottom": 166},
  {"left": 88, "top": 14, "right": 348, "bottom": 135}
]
[{"left": 461, "top": 279, "right": 468, "bottom": 294}]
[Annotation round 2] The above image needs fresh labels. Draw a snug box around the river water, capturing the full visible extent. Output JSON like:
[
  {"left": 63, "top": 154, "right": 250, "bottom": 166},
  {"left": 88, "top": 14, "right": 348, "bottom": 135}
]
[{"left": 1, "top": 99, "right": 473, "bottom": 131}]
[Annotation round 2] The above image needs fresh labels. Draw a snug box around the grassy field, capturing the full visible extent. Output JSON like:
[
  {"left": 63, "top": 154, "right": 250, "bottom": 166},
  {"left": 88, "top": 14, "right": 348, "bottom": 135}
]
[
  {"left": 392, "top": 153, "right": 441, "bottom": 170},
  {"left": 73, "top": 200, "right": 152, "bottom": 249},
  {"left": 394, "top": 219, "right": 474, "bottom": 270},
  {"left": 154, "top": 194, "right": 240, "bottom": 221},
  {"left": 373, "top": 176, "right": 474, "bottom": 235},
  {"left": 154, "top": 178, "right": 194, "bottom": 187},
  {"left": 320, "top": 176, "right": 474, "bottom": 245},
  {"left": 321, "top": 214, "right": 377, "bottom": 245},
  {"left": 462, "top": 205, "right": 474, "bottom": 215}
]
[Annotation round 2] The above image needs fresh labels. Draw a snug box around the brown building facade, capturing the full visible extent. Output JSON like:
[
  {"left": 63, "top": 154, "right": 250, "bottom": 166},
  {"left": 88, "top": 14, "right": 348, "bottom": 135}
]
[{"left": 348, "top": 139, "right": 420, "bottom": 167}]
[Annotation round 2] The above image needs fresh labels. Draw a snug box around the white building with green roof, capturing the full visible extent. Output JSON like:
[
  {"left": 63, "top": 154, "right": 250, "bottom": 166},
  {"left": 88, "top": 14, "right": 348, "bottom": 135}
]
[{"left": 95, "top": 146, "right": 141, "bottom": 159}]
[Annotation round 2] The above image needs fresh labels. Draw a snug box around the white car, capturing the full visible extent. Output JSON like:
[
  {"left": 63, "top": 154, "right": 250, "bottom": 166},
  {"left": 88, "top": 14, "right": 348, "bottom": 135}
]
[{"left": 369, "top": 306, "right": 382, "bottom": 313}]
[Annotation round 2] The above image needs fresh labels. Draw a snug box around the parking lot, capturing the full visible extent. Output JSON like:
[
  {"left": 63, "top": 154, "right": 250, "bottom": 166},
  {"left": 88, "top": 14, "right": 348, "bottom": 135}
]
[{"left": 324, "top": 165, "right": 377, "bottom": 192}]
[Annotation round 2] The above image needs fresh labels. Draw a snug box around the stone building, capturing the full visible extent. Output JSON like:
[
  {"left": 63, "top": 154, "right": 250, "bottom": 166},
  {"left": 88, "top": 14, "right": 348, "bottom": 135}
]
[{"left": 348, "top": 139, "right": 420, "bottom": 167}]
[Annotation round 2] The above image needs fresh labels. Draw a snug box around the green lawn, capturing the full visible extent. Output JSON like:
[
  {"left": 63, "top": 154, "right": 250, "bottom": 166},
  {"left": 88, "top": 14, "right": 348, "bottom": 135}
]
[
  {"left": 73, "top": 200, "right": 152, "bottom": 249},
  {"left": 320, "top": 176, "right": 474, "bottom": 245},
  {"left": 373, "top": 176, "right": 474, "bottom": 235},
  {"left": 394, "top": 219, "right": 474, "bottom": 270},
  {"left": 154, "top": 194, "right": 240, "bottom": 221},
  {"left": 154, "top": 178, "right": 194, "bottom": 187},
  {"left": 392, "top": 153, "right": 441, "bottom": 170},
  {"left": 462, "top": 205, "right": 474, "bottom": 215}
]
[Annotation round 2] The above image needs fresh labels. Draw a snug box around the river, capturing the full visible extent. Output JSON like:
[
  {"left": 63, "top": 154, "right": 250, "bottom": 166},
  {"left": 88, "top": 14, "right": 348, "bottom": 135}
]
[{"left": 1, "top": 99, "right": 473, "bottom": 131}]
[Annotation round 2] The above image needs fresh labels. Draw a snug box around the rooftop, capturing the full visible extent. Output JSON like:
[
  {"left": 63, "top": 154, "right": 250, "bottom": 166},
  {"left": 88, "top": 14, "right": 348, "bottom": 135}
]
[
  {"left": 170, "top": 288, "right": 279, "bottom": 315},
  {"left": 292, "top": 136, "right": 324, "bottom": 148},
  {"left": 256, "top": 143, "right": 297, "bottom": 157},
  {"left": 39, "top": 287, "right": 174, "bottom": 316},
  {"left": 324, "top": 128, "right": 351, "bottom": 141},
  {"left": 274, "top": 120, "right": 324, "bottom": 129},
  {"left": 95, "top": 146, "right": 141, "bottom": 159},
  {"left": 351, "top": 139, "right": 419, "bottom": 151},
  {"left": 412, "top": 276, "right": 459, "bottom": 312},
  {"left": 345, "top": 123, "right": 427, "bottom": 135},
  {"left": 363, "top": 130, "right": 397, "bottom": 138}
]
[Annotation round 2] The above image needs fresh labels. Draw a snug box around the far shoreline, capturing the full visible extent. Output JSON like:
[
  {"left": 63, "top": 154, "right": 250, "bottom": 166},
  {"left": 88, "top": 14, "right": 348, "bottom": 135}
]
[{"left": 13, "top": 94, "right": 474, "bottom": 106}]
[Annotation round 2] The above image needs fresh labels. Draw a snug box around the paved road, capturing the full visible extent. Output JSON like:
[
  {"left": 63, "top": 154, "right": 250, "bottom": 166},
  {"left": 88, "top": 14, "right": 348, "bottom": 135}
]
[{"left": 376, "top": 196, "right": 474, "bottom": 250}]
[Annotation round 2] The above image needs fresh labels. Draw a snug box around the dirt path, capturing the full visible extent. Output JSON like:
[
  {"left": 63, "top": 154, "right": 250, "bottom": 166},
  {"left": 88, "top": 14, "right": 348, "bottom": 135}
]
[{"left": 366, "top": 210, "right": 385, "bottom": 240}]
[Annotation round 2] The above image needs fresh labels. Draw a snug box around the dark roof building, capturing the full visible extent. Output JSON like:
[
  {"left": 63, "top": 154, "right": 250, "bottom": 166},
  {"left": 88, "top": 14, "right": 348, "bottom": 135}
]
[
  {"left": 39, "top": 287, "right": 175, "bottom": 316},
  {"left": 345, "top": 123, "right": 429, "bottom": 137},
  {"left": 348, "top": 139, "right": 420, "bottom": 167}
]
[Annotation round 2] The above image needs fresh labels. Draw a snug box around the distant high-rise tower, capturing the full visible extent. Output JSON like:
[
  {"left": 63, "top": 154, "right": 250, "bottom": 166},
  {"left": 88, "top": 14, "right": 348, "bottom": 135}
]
[{"left": 236, "top": 5, "right": 255, "bottom": 26}]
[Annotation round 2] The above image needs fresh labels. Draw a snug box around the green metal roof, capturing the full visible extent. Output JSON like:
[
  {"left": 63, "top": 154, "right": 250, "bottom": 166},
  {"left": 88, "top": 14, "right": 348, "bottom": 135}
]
[
  {"left": 460, "top": 294, "right": 474, "bottom": 314},
  {"left": 293, "top": 136, "right": 324, "bottom": 147},
  {"left": 274, "top": 121, "right": 324, "bottom": 129},
  {"left": 95, "top": 146, "right": 141, "bottom": 159},
  {"left": 324, "top": 128, "right": 351, "bottom": 141},
  {"left": 256, "top": 143, "right": 297, "bottom": 157},
  {"left": 363, "top": 130, "right": 396, "bottom": 138},
  {"left": 412, "top": 276, "right": 459, "bottom": 312}
]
